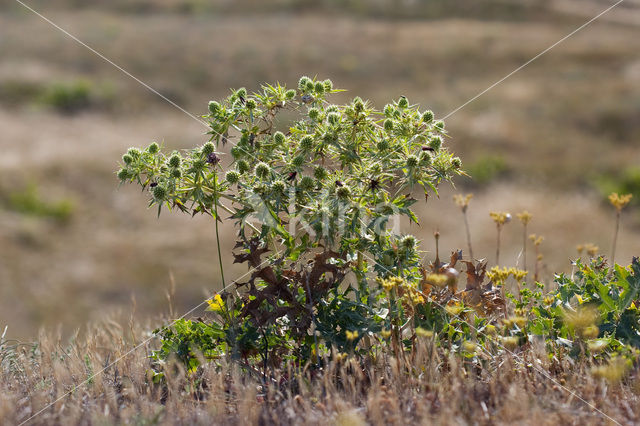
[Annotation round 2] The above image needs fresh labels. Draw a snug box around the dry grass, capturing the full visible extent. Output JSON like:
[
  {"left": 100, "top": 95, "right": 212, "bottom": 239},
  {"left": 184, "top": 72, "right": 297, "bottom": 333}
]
[{"left": 1, "top": 319, "right": 639, "bottom": 425}]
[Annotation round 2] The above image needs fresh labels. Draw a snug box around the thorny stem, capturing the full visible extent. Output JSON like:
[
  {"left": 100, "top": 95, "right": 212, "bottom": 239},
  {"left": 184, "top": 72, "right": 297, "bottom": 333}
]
[
  {"left": 462, "top": 211, "right": 473, "bottom": 259},
  {"left": 611, "top": 211, "right": 620, "bottom": 265},
  {"left": 213, "top": 174, "right": 226, "bottom": 290}
]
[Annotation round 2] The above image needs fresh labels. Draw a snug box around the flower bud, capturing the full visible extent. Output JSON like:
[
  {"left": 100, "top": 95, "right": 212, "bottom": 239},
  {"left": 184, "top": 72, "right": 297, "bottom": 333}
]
[
  {"left": 384, "top": 104, "right": 395, "bottom": 118},
  {"left": 400, "top": 234, "right": 417, "bottom": 249},
  {"left": 383, "top": 119, "right": 394, "bottom": 132},
  {"left": 273, "top": 131, "right": 286, "bottom": 145},
  {"left": 285, "top": 89, "right": 296, "bottom": 100},
  {"left": 117, "top": 168, "right": 130, "bottom": 181},
  {"left": 168, "top": 154, "right": 181, "bottom": 168},
  {"left": 122, "top": 154, "right": 133, "bottom": 165},
  {"left": 298, "top": 76, "right": 312, "bottom": 90},
  {"left": 127, "top": 147, "right": 141, "bottom": 159},
  {"left": 422, "top": 110, "right": 434, "bottom": 123},
  {"left": 452, "top": 157, "right": 462, "bottom": 168},
  {"left": 336, "top": 185, "right": 351, "bottom": 199},
  {"left": 420, "top": 151, "right": 432, "bottom": 165},
  {"left": 208, "top": 101, "right": 220, "bottom": 114},
  {"left": 428, "top": 136, "right": 442, "bottom": 151},
  {"left": 353, "top": 97, "right": 364, "bottom": 112},
  {"left": 377, "top": 139, "right": 389, "bottom": 151},
  {"left": 237, "top": 160, "right": 249, "bottom": 174},
  {"left": 235, "top": 87, "right": 247, "bottom": 99},
  {"left": 292, "top": 155, "right": 305, "bottom": 168},
  {"left": 202, "top": 142, "right": 215, "bottom": 155},
  {"left": 272, "top": 180, "right": 285, "bottom": 194},
  {"left": 434, "top": 120, "right": 445, "bottom": 130},
  {"left": 299, "top": 135, "right": 314, "bottom": 151},
  {"left": 314, "top": 81, "right": 325, "bottom": 94},
  {"left": 398, "top": 96, "right": 409, "bottom": 109},
  {"left": 171, "top": 169, "right": 182, "bottom": 178},
  {"left": 152, "top": 185, "right": 167, "bottom": 200},
  {"left": 314, "top": 166, "right": 327, "bottom": 180},
  {"left": 323, "top": 79, "right": 333, "bottom": 91},
  {"left": 245, "top": 98, "right": 257, "bottom": 110},
  {"left": 308, "top": 108, "right": 320, "bottom": 121},
  {"left": 305, "top": 80, "right": 315, "bottom": 92},
  {"left": 230, "top": 146, "right": 243, "bottom": 159},
  {"left": 299, "top": 176, "right": 315, "bottom": 191},
  {"left": 226, "top": 170, "right": 240, "bottom": 184},
  {"left": 255, "top": 162, "right": 270, "bottom": 179},
  {"left": 147, "top": 142, "right": 159, "bottom": 154},
  {"left": 406, "top": 155, "right": 419, "bottom": 168},
  {"left": 327, "top": 112, "right": 340, "bottom": 125}
]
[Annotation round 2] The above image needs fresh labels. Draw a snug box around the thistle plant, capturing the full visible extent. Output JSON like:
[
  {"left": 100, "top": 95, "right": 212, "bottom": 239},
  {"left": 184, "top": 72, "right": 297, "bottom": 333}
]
[
  {"left": 453, "top": 193, "right": 474, "bottom": 259},
  {"left": 489, "top": 211, "right": 511, "bottom": 265},
  {"left": 117, "top": 76, "right": 464, "bottom": 362},
  {"left": 608, "top": 192, "right": 632, "bottom": 265}
]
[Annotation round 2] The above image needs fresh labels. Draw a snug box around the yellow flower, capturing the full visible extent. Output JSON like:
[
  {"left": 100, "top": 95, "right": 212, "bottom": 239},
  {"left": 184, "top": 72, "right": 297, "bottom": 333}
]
[
  {"left": 453, "top": 193, "right": 473, "bottom": 212},
  {"left": 584, "top": 243, "right": 598, "bottom": 257},
  {"left": 380, "top": 329, "right": 392, "bottom": 339},
  {"left": 445, "top": 303, "right": 464, "bottom": 316},
  {"left": 462, "top": 341, "right": 477, "bottom": 353},
  {"left": 425, "top": 273, "right": 448, "bottom": 288},
  {"left": 608, "top": 192, "right": 633, "bottom": 212},
  {"left": 516, "top": 210, "right": 532, "bottom": 225},
  {"left": 206, "top": 294, "right": 225, "bottom": 313},
  {"left": 490, "top": 211, "right": 511, "bottom": 226},
  {"left": 528, "top": 234, "right": 544, "bottom": 246},
  {"left": 587, "top": 339, "right": 608, "bottom": 353},
  {"left": 346, "top": 330, "right": 359, "bottom": 341},
  {"left": 591, "top": 357, "right": 631, "bottom": 384},
  {"left": 416, "top": 327, "right": 434, "bottom": 338}
]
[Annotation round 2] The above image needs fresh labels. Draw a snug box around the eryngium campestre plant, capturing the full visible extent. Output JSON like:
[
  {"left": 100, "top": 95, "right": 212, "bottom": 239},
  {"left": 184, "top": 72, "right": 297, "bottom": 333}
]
[{"left": 117, "top": 76, "right": 464, "bottom": 363}]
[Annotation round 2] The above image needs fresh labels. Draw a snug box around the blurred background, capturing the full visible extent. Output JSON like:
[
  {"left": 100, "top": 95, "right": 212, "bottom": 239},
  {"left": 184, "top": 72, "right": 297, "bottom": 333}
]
[{"left": 1, "top": 0, "right": 639, "bottom": 339}]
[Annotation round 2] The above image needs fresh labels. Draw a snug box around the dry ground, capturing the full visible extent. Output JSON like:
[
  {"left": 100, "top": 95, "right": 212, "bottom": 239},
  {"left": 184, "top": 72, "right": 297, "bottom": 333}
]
[{"left": 0, "top": 1, "right": 638, "bottom": 341}]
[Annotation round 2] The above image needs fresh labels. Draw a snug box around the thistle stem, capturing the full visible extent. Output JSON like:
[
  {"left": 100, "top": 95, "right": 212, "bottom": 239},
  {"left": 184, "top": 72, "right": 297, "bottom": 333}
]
[{"left": 214, "top": 174, "right": 226, "bottom": 290}]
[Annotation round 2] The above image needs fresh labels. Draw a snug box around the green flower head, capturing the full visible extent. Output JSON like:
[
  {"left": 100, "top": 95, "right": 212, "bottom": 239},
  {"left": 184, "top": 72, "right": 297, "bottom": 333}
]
[
  {"left": 147, "top": 142, "right": 160, "bottom": 154},
  {"left": 255, "top": 162, "right": 271, "bottom": 179},
  {"left": 226, "top": 170, "right": 240, "bottom": 184},
  {"left": 273, "top": 131, "right": 286, "bottom": 145},
  {"left": 168, "top": 154, "right": 181, "bottom": 168},
  {"left": 237, "top": 160, "right": 250, "bottom": 174},
  {"left": 122, "top": 154, "right": 133, "bottom": 165}
]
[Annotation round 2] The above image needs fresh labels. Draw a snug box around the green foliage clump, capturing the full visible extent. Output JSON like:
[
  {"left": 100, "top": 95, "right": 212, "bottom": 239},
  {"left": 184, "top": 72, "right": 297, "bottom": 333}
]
[
  {"left": 5, "top": 182, "right": 74, "bottom": 222},
  {"left": 39, "top": 80, "right": 92, "bottom": 113}
]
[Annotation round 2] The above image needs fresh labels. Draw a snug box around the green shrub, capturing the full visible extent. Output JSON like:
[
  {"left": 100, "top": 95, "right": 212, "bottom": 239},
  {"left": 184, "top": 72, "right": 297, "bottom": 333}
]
[{"left": 5, "top": 183, "right": 74, "bottom": 222}]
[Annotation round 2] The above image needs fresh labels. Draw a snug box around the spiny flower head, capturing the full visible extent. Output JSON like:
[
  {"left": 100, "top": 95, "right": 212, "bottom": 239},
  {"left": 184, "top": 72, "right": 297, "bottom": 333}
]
[{"left": 609, "top": 192, "right": 632, "bottom": 212}]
